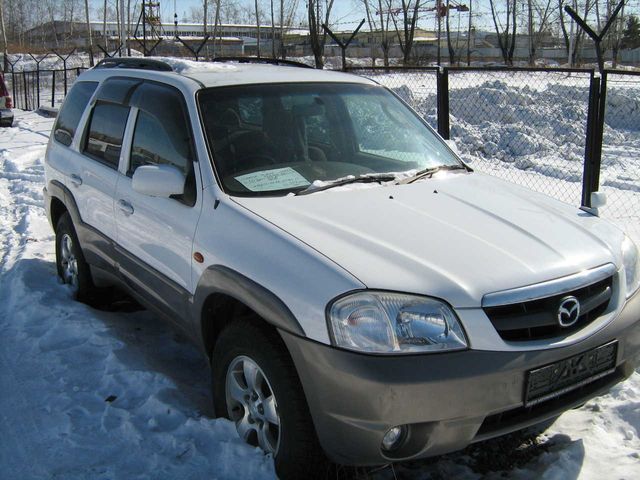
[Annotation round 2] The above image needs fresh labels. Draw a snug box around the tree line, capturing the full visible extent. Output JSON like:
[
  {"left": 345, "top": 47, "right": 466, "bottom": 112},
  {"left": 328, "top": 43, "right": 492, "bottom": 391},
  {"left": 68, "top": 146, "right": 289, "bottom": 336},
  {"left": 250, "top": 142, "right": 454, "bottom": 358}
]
[{"left": 0, "top": 0, "right": 639, "bottom": 67}]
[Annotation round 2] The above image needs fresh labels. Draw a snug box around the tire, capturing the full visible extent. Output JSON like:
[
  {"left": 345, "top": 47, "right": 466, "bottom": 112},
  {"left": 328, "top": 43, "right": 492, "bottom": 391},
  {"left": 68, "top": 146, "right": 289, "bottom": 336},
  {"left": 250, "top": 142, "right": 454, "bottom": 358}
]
[
  {"left": 0, "top": 119, "right": 12, "bottom": 128},
  {"left": 55, "top": 212, "right": 96, "bottom": 302},
  {"left": 212, "top": 318, "right": 329, "bottom": 479}
]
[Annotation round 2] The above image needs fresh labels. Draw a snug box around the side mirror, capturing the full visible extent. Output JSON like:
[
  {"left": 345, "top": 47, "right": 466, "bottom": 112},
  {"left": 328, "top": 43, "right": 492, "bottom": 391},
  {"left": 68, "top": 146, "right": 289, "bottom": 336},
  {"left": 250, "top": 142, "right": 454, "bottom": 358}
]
[
  {"left": 591, "top": 191, "right": 607, "bottom": 209},
  {"left": 132, "top": 164, "right": 185, "bottom": 198}
]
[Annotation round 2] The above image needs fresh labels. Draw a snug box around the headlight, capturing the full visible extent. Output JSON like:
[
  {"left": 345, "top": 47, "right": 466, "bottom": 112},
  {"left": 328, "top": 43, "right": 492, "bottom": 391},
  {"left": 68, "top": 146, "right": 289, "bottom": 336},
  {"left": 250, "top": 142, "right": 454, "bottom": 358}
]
[
  {"left": 622, "top": 236, "right": 640, "bottom": 298},
  {"left": 328, "top": 291, "right": 468, "bottom": 354}
]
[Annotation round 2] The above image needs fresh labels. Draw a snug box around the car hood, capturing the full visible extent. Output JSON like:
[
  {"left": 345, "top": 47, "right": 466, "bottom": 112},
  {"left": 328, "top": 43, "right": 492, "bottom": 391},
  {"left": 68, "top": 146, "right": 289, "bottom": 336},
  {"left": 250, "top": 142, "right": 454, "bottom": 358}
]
[{"left": 232, "top": 172, "right": 624, "bottom": 307}]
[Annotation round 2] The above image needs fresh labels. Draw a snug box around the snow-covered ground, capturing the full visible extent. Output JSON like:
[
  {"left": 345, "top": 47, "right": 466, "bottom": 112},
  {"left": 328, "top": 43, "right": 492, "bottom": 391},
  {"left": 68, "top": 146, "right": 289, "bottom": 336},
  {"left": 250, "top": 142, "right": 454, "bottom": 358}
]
[{"left": 1, "top": 102, "right": 639, "bottom": 480}]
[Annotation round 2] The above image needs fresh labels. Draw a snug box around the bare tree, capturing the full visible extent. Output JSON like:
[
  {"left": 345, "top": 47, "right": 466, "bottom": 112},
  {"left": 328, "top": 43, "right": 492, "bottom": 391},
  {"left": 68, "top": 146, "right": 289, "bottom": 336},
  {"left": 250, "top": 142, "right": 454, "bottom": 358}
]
[
  {"left": 488, "top": 0, "right": 517, "bottom": 65},
  {"left": 389, "top": 0, "right": 423, "bottom": 64},
  {"left": 307, "top": 0, "right": 335, "bottom": 69},
  {"left": 270, "top": 0, "right": 275, "bottom": 58},
  {"left": 446, "top": 0, "right": 455, "bottom": 63},
  {"left": 84, "top": 0, "right": 93, "bottom": 64},
  {"left": 103, "top": 0, "right": 108, "bottom": 47},
  {"left": 255, "top": 0, "right": 261, "bottom": 58},
  {"left": 0, "top": 0, "right": 7, "bottom": 61},
  {"left": 204, "top": 0, "right": 208, "bottom": 35},
  {"left": 362, "top": 0, "right": 377, "bottom": 65},
  {"left": 528, "top": 0, "right": 554, "bottom": 65},
  {"left": 212, "top": 0, "right": 221, "bottom": 56}
]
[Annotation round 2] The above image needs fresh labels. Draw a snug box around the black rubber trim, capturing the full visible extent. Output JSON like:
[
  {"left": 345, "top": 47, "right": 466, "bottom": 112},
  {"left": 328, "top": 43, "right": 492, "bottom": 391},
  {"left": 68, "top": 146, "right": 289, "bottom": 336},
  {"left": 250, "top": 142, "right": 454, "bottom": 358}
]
[{"left": 192, "top": 264, "right": 305, "bottom": 339}]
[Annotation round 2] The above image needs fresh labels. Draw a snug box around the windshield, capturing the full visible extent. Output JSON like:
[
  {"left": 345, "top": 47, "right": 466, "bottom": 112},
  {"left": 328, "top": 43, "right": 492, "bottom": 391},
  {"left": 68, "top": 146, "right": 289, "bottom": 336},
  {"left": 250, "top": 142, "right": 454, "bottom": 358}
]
[{"left": 198, "top": 82, "right": 462, "bottom": 196}]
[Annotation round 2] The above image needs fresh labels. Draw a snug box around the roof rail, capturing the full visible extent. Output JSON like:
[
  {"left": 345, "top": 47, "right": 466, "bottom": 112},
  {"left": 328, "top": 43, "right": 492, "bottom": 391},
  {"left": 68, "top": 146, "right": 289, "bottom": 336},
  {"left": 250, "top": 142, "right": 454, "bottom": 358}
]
[
  {"left": 95, "top": 58, "right": 173, "bottom": 72},
  {"left": 211, "top": 56, "right": 314, "bottom": 69}
]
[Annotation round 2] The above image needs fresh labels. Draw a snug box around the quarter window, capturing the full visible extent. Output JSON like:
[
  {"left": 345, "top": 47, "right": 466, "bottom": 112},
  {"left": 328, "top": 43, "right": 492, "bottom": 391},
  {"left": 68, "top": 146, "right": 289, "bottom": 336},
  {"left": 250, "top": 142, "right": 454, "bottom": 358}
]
[
  {"left": 53, "top": 81, "right": 98, "bottom": 146},
  {"left": 83, "top": 102, "right": 130, "bottom": 168}
]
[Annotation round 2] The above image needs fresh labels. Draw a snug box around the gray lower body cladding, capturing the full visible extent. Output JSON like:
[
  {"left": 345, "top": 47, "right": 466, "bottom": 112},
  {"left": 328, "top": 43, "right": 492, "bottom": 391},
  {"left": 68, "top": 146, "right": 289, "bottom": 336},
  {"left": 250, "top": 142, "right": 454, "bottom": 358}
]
[{"left": 281, "top": 291, "right": 640, "bottom": 466}]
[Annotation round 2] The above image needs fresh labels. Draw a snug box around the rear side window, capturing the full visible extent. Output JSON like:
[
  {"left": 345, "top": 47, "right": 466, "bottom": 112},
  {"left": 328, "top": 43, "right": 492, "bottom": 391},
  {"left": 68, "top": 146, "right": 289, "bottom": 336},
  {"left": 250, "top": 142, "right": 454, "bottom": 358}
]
[
  {"left": 53, "top": 81, "right": 98, "bottom": 146},
  {"left": 83, "top": 102, "right": 130, "bottom": 168}
]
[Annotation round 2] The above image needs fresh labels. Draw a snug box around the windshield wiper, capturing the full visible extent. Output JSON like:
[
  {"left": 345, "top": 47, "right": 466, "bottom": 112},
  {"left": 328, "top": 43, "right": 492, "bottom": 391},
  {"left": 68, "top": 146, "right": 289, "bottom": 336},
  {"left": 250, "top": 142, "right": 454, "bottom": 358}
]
[
  {"left": 397, "top": 164, "right": 469, "bottom": 185},
  {"left": 295, "top": 173, "right": 398, "bottom": 196}
]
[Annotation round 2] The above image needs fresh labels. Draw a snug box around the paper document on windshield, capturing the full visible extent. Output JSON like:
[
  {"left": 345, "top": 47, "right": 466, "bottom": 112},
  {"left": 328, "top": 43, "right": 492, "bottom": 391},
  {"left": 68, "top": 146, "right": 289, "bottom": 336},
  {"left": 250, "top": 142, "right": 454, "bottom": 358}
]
[{"left": 235, "top": 167, "right": 310, "bottom": 192}]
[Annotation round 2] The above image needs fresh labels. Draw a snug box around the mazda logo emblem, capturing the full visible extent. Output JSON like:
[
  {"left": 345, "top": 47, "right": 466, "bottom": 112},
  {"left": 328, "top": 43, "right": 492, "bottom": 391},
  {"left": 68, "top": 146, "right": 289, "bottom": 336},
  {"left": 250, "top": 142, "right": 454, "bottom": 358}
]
[{"left": 558, "top": 296, "right": 581, "bottom": 327}]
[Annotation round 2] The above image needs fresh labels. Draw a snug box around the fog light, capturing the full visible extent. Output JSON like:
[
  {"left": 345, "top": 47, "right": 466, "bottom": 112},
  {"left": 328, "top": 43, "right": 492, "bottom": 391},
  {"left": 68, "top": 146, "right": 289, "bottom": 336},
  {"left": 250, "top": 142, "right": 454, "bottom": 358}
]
[{"left": 381, "top": 425, "right": 406, "bottom": 451}]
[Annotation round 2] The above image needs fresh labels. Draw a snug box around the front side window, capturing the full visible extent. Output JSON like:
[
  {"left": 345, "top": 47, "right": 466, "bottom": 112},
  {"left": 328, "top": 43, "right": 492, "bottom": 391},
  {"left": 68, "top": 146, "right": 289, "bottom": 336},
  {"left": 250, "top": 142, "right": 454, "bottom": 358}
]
[
  {"left": 127, "top": 81, "right": 196, "bottom": 206},
  {"left": 53, "top": 81, "right": 98, "bottom": 146},
  {"left": 83, "top": 102, "right": 130, "bottom": 168},
  {"left": 198, "top": 83, "right": 462, "bottom": 196}
]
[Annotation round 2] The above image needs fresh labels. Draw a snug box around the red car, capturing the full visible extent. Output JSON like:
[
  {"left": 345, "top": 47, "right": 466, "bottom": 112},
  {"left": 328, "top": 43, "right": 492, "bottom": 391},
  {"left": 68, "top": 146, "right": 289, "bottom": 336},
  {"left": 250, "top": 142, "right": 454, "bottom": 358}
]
[{"left": 1, "top": 72, "right": 14, "bottom": 127}]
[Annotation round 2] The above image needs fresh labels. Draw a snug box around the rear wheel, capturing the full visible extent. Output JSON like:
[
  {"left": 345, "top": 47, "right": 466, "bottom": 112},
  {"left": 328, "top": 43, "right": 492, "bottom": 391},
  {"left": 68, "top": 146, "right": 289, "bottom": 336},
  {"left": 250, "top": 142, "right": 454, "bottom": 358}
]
[
  {"left": 212, "top": 318, "right": 329, "bottom": 479},
  {"left": 55, "top": 212, "right": 96, "bottom": 301}
]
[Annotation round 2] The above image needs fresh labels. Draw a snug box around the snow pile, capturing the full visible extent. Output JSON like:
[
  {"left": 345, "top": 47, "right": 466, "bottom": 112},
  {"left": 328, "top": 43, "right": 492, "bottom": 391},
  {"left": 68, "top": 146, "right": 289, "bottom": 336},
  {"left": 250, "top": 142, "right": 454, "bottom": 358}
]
[
  {"left": 374, "top": 71, "right": 640, "bottom": 239},
  {"left": 0, "top": 112, "right": 275, "bottom": 480}
]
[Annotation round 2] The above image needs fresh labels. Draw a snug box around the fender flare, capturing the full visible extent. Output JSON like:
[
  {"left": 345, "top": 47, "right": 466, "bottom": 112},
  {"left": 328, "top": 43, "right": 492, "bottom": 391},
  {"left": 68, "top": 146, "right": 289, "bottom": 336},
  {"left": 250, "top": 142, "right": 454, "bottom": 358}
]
[
  {"left": 192, "top": 265, "right": 306, "bottom": 344},
  {"left": 47, "top": 179, "right": 84, "bottom": 227}
]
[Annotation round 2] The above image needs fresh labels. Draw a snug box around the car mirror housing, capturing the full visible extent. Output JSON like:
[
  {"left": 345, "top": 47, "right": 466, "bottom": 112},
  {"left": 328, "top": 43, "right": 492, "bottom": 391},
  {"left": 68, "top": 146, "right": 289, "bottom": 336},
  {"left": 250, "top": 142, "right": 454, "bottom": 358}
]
[{"left": 132, "top": 164, "right": 185, "bottom": 198}]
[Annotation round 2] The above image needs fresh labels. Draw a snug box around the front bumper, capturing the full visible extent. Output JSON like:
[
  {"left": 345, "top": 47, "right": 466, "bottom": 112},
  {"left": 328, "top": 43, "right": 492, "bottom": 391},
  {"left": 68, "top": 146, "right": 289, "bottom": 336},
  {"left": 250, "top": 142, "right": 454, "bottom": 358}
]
[{"left": 281, "top": 290, "right": 640, "bottom": 466}]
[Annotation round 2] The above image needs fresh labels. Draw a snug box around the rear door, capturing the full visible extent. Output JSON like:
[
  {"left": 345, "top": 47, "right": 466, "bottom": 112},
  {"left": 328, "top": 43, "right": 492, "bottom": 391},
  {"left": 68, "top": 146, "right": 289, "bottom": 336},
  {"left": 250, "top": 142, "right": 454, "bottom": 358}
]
[
  {"left": 114, "top": 81, "right": 202, "bottom": 322},
  {"left": 46, "top": 80, "right": 126, "bottom": 270},
  {"left": 67, "top": 79, "right": 139, "bottom": 253}
]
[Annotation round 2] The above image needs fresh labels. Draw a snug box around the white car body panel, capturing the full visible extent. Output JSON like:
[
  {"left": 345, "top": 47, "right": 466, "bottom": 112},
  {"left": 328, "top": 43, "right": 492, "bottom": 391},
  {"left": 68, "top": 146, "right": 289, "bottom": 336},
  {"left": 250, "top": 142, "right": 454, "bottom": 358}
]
[
  {"left": 192, "top": 189, "right": 365, "bottom": 344},
  {"left": 45, "top": 63, "right": 632, "bottom": 351},
  {"left": 232, "top": 172, "right": 625, "bottom": 309},
  {"left": 113, "top": 108, "right": 204, "bottom": 293}
]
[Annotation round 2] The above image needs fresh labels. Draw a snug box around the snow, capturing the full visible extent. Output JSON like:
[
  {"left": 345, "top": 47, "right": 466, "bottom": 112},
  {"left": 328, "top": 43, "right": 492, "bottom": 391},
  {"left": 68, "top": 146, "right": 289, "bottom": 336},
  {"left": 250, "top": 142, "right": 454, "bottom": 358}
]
[
  {"left": 0, "top": 111, "right": 275, "bottom": 479},
  {"left": 366, "top": 69, "right": 640, "bottom": 243},
  {"left": 1, "top": 92, "right": 639, "bottom": 477}
]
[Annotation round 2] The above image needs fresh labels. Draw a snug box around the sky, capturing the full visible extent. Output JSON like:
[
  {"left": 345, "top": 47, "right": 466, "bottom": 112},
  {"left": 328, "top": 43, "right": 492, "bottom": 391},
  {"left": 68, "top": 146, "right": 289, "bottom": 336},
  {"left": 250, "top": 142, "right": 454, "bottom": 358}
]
[{"left": 91, "top": 0, "right": 640, "bottom": 33}]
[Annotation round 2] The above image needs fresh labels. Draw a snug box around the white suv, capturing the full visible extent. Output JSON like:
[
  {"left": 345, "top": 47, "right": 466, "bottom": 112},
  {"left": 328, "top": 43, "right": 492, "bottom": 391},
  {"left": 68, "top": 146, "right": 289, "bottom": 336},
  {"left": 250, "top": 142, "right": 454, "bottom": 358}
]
[{"left": 44, "top": 58, "right": 640, "bottom": 478}]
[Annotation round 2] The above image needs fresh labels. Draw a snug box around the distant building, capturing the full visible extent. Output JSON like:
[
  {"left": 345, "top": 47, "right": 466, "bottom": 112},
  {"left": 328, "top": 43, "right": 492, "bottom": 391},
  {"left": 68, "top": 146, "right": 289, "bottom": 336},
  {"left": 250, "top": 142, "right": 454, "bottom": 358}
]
[{"left": 23, "top": 21, "right": 307, "bottom": 56}]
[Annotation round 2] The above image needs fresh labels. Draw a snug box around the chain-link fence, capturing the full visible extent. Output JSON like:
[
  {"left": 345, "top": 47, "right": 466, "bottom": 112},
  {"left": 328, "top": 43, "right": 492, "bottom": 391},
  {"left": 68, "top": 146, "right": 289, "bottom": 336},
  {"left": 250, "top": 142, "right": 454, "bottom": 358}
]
[
  {"left": 348, "top": 66, "right": 639, "bottom": 243},
  {"left": 600, "top": 71, "right": 640, "bottom": 243},
  {"left": 345, "top": 67, "right": 439, "bottom": 130},
  {"left": 447, "top": 68, "right": 593, "bottom": 207}
]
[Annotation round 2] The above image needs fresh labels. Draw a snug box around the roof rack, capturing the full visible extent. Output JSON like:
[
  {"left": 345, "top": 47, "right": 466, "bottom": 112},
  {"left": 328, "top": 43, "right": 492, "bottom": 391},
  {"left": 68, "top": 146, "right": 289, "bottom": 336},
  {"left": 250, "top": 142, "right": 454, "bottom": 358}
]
[
  {"left": 211, "top": 56, "right": 314, "bottom": 69},
  {"left": 95, "top": 58, "right": 173, "bottom": 72}
]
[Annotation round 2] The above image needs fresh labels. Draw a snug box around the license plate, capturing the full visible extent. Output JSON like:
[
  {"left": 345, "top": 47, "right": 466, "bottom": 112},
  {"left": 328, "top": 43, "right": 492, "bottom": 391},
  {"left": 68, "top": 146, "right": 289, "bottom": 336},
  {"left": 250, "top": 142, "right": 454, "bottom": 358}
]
[{"left": 525, "top": 341, "right": 618, "bottom": 407}]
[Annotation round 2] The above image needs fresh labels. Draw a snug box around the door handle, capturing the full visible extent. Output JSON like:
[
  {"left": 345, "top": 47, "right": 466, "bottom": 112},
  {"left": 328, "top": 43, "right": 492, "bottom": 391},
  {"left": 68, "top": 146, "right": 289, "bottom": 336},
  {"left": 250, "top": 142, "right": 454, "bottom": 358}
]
[
  {"left": 70, "top": 174, "right": 82, "bottom": 187},
  {"left": 117, "top": 199, "right": 134, "bottom": 216}
]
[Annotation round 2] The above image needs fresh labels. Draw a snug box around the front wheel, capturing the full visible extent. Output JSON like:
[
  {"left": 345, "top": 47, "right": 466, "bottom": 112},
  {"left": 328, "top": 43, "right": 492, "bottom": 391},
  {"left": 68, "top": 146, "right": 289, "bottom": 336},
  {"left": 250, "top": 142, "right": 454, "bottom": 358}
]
[{"left": 212, "top": 318, "right": 328, "bottom": 479}]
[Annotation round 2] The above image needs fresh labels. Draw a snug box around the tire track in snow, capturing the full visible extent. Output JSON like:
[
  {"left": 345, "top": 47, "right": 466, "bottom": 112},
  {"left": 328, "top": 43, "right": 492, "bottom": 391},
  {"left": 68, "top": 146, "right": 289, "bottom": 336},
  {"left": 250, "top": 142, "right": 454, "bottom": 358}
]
[{"left": 0, "top": 111, "right": 53, "bottom": 273}]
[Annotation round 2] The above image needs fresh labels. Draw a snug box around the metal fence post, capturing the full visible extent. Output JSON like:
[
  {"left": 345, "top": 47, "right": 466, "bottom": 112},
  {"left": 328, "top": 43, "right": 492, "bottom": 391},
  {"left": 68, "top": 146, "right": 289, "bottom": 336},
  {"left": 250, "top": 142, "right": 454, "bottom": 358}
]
[
  {"left": 581, "top": 71, "right": 607, "bottom": 208},
  {"left": 22, "top": 71, "right": 28, "bottom": 110},
  {"left": 592, "top": 71, "right": 608, "bottom": 195},
  {"left": 51, "top": 71, "right": 56, "bottom": 108},
  {"left": 581, "top": 72, "right": 600, "bottom": 207},
  {"left": 437, "top": 67, "right": 450, "bottom": 139}
]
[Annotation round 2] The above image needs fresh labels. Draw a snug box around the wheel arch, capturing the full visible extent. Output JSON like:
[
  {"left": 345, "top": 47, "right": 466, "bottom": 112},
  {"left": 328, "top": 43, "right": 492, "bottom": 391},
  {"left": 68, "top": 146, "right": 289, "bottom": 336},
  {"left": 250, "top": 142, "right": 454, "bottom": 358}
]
[{"left": 194, "top": 265, "right": 305, "bottom": 357}]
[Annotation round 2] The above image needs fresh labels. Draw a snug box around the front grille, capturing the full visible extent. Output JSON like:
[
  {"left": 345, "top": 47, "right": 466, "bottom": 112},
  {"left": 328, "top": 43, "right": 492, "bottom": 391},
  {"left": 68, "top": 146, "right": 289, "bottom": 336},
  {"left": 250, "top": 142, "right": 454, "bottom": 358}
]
[{"left": 484, "top": 276, "right": 613, "bottom": 341}]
